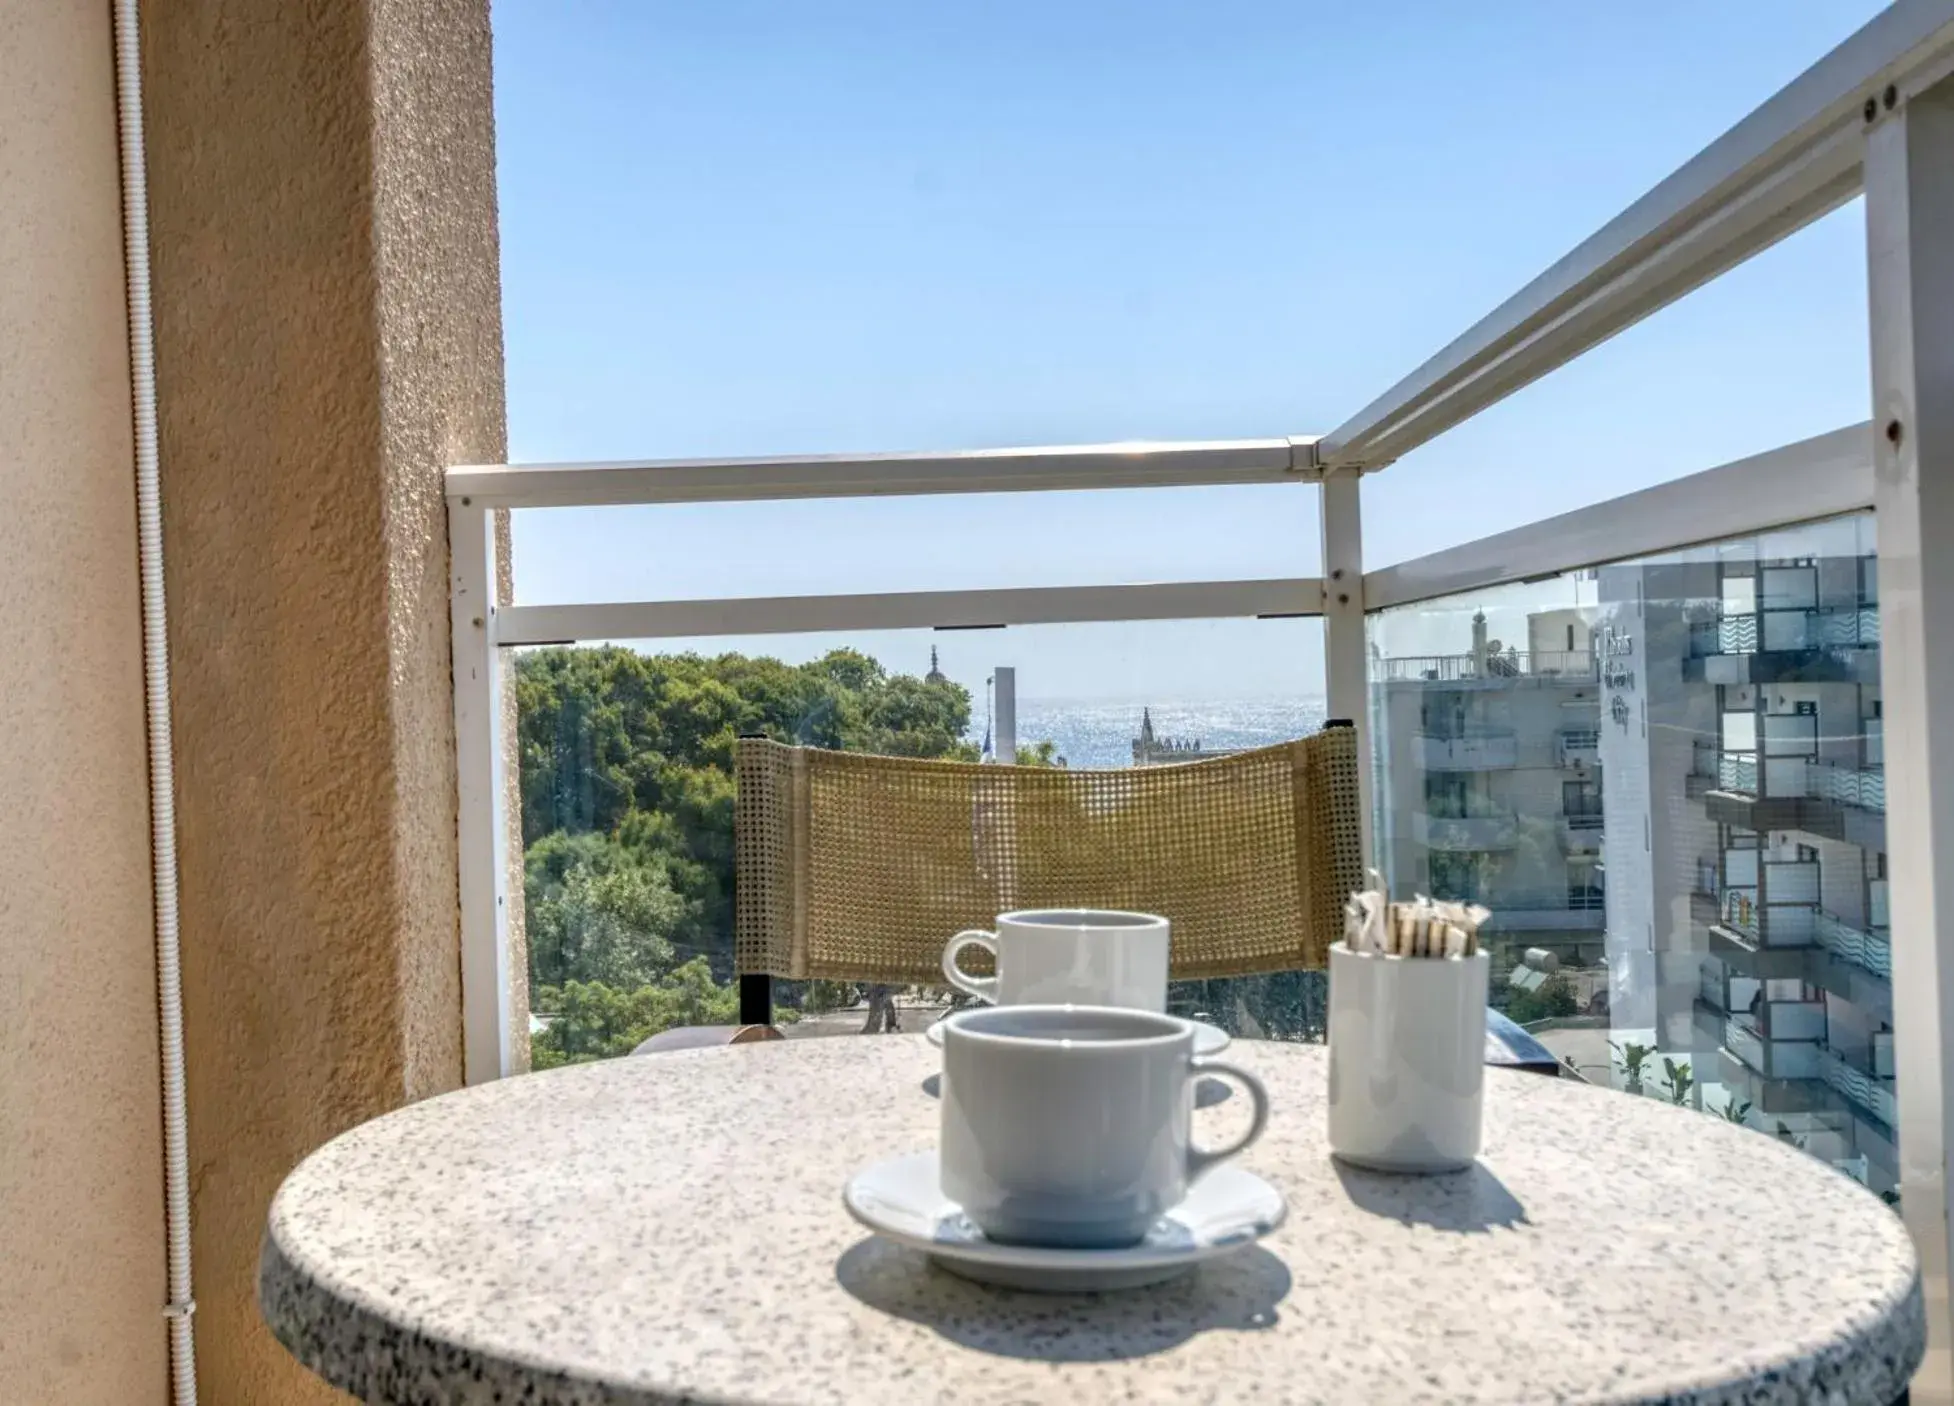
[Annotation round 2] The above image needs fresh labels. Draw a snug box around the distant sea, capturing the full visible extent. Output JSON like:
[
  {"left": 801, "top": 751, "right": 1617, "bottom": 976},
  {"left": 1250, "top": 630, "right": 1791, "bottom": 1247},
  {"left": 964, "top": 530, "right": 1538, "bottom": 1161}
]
[{"left": 983, "top": 698, "right": 1329, "bottom": 769}]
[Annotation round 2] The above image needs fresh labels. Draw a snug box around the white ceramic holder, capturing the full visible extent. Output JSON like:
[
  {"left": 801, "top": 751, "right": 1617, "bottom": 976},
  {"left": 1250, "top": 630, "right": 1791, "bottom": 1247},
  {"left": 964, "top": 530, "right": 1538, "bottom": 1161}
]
[{"left": 1327, "top": 941, "right": 1491, "bottom": 1173}]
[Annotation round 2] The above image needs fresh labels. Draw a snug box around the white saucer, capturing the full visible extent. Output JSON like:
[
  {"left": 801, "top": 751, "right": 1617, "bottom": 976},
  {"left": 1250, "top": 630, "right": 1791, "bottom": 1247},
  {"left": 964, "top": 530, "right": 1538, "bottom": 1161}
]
[
  {"left": 842, "top": 1151, "right": 1285, "bottom": 1292},
  {"left": 925, "top": 1015, "right": 1231, "bottom": 1056}
]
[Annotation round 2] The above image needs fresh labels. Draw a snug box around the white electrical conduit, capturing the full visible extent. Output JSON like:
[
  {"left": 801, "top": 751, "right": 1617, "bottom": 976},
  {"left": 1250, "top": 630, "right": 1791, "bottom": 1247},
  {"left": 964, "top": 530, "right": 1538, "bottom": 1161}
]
[{"left": 110, "top": 1, "right": 198, "bottom": 1401}]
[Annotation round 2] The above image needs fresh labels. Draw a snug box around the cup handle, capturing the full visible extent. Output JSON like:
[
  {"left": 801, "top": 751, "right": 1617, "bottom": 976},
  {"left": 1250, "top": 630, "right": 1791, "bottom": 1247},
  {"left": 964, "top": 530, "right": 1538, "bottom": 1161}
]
[
  {"left": 1185, "top": 1057, "right": 1271, "bottom": 1179},
  {"left": 941, "top": 930, "right": 1000, "bottom": 1003}
]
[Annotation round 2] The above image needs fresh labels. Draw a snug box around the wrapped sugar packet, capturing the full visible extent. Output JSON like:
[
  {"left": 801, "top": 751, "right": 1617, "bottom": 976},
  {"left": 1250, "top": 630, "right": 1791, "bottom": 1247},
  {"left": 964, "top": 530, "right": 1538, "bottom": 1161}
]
[{"left": 1342, "top": 881, "right": 1494, "bottom": 959}]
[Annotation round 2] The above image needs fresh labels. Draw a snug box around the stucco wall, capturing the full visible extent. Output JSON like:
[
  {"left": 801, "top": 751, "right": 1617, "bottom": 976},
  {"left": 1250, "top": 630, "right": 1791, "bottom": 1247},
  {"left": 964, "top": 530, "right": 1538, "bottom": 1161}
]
[
  {"left": 0, "top": 3, "right": 169, "bottom": 1402},
  {"left": 140, "top": 0, "right": 507, "bottom": 1398}
]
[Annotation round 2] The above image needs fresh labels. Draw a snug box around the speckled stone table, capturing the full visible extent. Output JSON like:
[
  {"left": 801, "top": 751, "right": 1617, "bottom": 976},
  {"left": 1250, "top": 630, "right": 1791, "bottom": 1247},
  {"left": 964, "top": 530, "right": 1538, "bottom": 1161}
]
[{"left": 262, "top": 1037, "right": 1922, "bottom": 1405}]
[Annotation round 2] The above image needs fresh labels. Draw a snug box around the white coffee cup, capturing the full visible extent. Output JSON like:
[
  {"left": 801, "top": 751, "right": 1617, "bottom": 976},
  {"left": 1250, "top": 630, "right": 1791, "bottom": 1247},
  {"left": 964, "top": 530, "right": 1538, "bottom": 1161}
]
[
  {"left": 941, "top": 909, "right": 1170, "bottom": 1010},
  {"left": 938, "top": 1004, "right": 1270, "bottom": 1249}
]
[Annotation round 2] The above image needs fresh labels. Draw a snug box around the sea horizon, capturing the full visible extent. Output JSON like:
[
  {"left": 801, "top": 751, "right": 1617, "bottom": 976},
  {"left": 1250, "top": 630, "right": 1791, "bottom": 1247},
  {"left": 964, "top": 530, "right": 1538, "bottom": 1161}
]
[{"left": 974, "top": 695, "right": 1330, "bottom": 770}]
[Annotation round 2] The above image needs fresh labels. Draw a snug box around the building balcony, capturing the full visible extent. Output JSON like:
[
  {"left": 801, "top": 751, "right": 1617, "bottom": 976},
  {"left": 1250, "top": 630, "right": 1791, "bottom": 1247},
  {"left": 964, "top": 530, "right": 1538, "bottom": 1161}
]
[
  {"left": 1557, "top": 728, "right": 1600, "bottom": 770},
  {"left": 1687, "top": 605, "right": 1880, "bottom": 687},
  {"left": 1690, "top": 605, "right": 1879, "bottom": 657},
  {"left": 1718, "top": 754, "right": 1757, "bottom": 793},
  {"left": 1413, "top": 808, "right": 1519, "bottom": 853},
  {"left": 1380, "top": 651, "right": 1595, "bottom": 685},
  {"left": 1814, "top": 910, "right": 1892, "bottom": 982},
  {"left": 1818, "top": 1046, "right": 1898, "bottom": 1130},
  {"left": 1807, "top": 762, "right": 1886, "bottom": 815},
  {"left": 1418, "top": 729, "right": 1518, "bottom": 771},
  {"left": 1559, "top": 812, "right": 1603, "bottom": 854},
  {"left": 1723, "top": 1011, "right": 1824, "bottom": 1082}
]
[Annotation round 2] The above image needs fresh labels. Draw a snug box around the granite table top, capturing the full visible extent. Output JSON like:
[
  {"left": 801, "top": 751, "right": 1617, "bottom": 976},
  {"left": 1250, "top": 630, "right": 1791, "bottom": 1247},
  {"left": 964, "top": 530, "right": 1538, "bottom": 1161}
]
[{"left": 262, "top": 1036, "right": 1922, "bottom": 1405}]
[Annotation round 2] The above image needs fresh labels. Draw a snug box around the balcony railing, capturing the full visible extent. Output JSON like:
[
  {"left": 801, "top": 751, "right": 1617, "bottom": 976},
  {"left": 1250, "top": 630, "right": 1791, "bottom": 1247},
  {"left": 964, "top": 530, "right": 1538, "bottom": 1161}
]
[
  {"left": 1417, "top": 730, "right": 1518, "bottom": 771},
  {"left": 1725, "top": 1014, "right": 1823, "bottom": 1081},
  {"left": 1808, "top": 762, "right": 1887, "bottom": 813},
  {"left": 1818, "top": 1046, "right": 1899, "bottom": 1128},
  {"left": 1557, "top": 729, "right": 1600, "bottom": 769},
  {"left": 1814, "top": 909, "right": 1893, "bottom": 982},
  {"left": 1815, "top": 605, "right": 1881, "bottom": 647},
  {"left": 1559, "top": 812, "right": 1603, "bottom": 853},
  {"left": 1717, "top": 877, "right": 1818, "bottom": 949},
  {"left": 1413, "top": 809, "right": 1520, "bottom": 853},
  {"left": 1379, "top": 651, "right": 1595, "bottom": 682},
  {"left": 1718, "top": 754, "right": 1758, "bottom": 794},
  {"left": 1691, "top": 604, "right": 1880, "bottom": 656}
]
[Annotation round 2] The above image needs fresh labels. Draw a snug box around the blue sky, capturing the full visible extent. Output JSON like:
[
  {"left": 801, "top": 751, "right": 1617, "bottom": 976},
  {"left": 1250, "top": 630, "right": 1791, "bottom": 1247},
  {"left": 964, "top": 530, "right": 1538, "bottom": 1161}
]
[{"left": 492, "top": 1, "right": 1882, "bottom": 701}]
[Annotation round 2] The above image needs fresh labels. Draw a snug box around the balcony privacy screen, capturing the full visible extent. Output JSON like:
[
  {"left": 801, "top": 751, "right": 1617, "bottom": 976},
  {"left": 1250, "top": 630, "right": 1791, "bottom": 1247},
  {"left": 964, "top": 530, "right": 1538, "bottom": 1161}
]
[{"left": 734, "top": 727, "right": 1363, "bottom": 984}]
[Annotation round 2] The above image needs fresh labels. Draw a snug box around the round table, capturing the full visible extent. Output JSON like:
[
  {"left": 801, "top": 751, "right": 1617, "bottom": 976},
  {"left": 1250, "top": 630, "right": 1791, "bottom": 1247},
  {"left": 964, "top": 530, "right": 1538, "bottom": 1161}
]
[{"left": 262, "top": 1037, "right": 1923, "bottom": 1405}]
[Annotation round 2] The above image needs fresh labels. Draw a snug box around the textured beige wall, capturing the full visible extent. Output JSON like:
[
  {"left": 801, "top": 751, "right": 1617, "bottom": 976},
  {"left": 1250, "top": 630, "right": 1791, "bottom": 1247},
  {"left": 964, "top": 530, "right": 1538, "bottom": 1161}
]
[
  {"left": 139, "top": 0, "right": 507, "bottom": 1398},
  {"left": 0, "top": 3, "right": 169, "bottom": 1403}
]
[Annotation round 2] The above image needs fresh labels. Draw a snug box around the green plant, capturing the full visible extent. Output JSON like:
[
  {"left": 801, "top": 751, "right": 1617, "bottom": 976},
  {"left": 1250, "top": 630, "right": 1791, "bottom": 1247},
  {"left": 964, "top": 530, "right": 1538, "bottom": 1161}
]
[
  {"left": 1505, "top": 972, "right": 1578, "bottom": 1024},
  {"left": 1719, "top": 1098, "right": 1753, "bottom": 1125},
  {"left": 1661, "top": 1057, "right": 1695, "bottom": 1106},
  {"left": 1610, "top": 1040, "right": 1656, "bottom": 1089}
]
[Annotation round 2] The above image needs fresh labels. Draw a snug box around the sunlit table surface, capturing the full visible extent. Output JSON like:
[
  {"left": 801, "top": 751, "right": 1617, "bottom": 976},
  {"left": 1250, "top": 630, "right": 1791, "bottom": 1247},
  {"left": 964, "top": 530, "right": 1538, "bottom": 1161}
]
[{"left": 263, "top": 1035, "right": 1922, "bottom": 1405}]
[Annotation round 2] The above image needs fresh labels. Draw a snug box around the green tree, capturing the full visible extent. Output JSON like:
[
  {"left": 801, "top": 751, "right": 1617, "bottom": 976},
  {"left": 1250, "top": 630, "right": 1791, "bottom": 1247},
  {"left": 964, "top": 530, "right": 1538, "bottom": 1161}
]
[
  {"left": 1012, "top": 738, "right": 1066, "bottom": 768},
  {"left": 1506, "top": 972, "right": 1579, "bottom": 1024},
  {"left": 525, "top": 831, "right": 688, "bottom": 990},
  {"left": 530, "top": 959, "right": 743, "bottom": 1068},
  {"left": 517, "top": 645, "right": 983, "bottom": 1044}
]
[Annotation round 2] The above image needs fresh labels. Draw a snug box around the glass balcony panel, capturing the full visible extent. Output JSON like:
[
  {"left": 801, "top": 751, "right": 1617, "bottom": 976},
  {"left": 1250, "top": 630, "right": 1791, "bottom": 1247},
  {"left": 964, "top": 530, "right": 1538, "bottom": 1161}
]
[
  {"left": 1818, "top": 1046, "right": 1899, "bottom": 1128},
  {"left": 1809, "top": 762, "right": 1887, "bottom": 814},
  {"left": 1719, "top": 615, "right": 1760, "bottom": 654},
  {"left": 1762, "top": 714, "right": 1819, "bottom": 756},
  {"left": 1815, "top": 909, "right": 1894, "bottom": 982},
  {"left": 1558, "top": 728, "right": 1601, "bottom": 769},
  {"left": 1759, "top": 567, "right": 1818, "bottom": 612},
  {"left": 1761, "top": 610, "right": 1810, "bottom": 652},
  {"left": 510, "top": 486, "right": 1322, "bottom": 606},
  {"left": 513, "top": 615, "right": 1326, "bottom": 1065},
  {"left": 1369, "top": 510, "right": 1893, "bottom": 1201},
  {"left": 1418, "top": 730, "right": 1518, "bottom": 771},
  {"left": 1765, "top": 858, "right": 1820, "bottom": 906},
  {"left": 1763, "top": 756, "right": 1810, "bottom": 798}
]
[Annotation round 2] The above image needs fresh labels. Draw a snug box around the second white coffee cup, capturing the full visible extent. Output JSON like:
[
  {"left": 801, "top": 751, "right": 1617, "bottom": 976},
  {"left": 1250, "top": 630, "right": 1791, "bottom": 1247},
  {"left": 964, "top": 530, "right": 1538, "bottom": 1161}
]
[
  {"left": 941, "top": 908, "right": 1170, "bottom": 1009},
  {"left": 939, "top": 1004, "right": 1270, "bottom": 1248}
]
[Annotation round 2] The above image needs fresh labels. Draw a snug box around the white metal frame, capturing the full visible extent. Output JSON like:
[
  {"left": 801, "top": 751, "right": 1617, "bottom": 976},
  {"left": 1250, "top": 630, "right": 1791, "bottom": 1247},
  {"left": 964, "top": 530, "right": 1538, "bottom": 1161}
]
[
  {"left": 1364, "top": 424, "right": 1876, "bottom": 611},
  {"left": 449, "top": 436, "right": 1319, "bottom": 510},
  {"left": 448, "top": 500, "right": 515, "bottom": 1086},
  {"left": 497, "top": 579, "right": 1324, "bottom": 646},
  {"left": 1867, "top": 71, "right": 1954, "bottom": 1396},
  {"left": 1320, "top": 0, "right": 1954, "bottom": 471},
  {"left": 450, "top": 6, "right": 1954, "bottom": 1391}
]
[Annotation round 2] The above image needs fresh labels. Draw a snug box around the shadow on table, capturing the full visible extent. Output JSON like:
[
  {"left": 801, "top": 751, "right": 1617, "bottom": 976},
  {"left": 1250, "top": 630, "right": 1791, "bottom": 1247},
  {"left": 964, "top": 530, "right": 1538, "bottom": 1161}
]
[
  {"left": 834, "top": 1238, "right": 1290, "bottom": 1362},
  {"left": 1331, "top": 1159, "right": 1529, "bottom": 1233},
  {"left": 920, "top": 1073, "right": 1233, "bottom": 1108}
]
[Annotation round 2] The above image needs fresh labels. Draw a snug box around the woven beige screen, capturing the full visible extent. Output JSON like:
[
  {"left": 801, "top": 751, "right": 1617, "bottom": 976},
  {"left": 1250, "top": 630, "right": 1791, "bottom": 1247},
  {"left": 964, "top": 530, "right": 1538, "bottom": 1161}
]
[{"left": 734, "top": 726, "right": 1362, "bottom": 985}]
